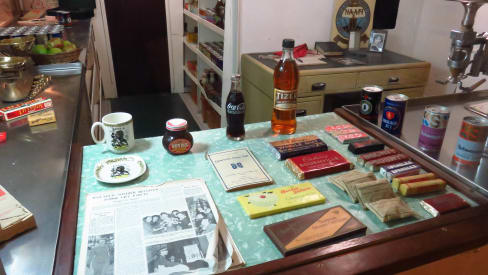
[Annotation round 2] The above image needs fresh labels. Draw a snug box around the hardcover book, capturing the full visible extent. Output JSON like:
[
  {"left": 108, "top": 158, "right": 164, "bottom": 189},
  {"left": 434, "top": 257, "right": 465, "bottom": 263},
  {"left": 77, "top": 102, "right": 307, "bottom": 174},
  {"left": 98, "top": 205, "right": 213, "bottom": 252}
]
[
  {"left": 264, "top": 206, "right": 367, "bottom": 255},
  {"left": 285, "top": 150, "right": 354, "bottom": 180},
  {"left": 237, "top": 182, "right": 325, "bottom": 219},
  {"left": 269, "top": 135, "right": 328, "bottom": 160}
]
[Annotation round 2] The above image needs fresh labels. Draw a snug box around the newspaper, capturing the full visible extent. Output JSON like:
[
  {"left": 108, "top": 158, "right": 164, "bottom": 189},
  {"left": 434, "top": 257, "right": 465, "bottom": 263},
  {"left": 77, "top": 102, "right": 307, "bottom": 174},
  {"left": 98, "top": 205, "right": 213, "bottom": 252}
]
[{"left": 77, "top": 179, "right": 243, "bottom": 275}]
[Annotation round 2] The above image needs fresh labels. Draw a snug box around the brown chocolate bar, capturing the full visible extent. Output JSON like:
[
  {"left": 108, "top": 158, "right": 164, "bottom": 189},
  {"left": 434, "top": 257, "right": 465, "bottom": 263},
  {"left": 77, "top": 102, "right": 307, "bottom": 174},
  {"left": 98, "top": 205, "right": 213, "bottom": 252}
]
[
  {"left": 348, "top": 139, "right": 385, "bottom": 155},
  {"left": 264, "top": 206, "right": 367, "bottom": 255},
  {"left": 365, "top": 154, "right": 410, "bottom": 172},
  {"left": 269, "top": 135, "right": 328, "bottom": 160},
  {"left": 357, "top": 148, "right": 397, "bottom": 166}
]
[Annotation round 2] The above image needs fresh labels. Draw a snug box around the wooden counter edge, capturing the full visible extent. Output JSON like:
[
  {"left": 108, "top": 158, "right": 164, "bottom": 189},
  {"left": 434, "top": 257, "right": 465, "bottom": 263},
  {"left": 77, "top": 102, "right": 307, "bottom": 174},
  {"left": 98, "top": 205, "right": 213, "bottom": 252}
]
[{"left": 53, "top": 144, "right": 83, "bottom": 275}]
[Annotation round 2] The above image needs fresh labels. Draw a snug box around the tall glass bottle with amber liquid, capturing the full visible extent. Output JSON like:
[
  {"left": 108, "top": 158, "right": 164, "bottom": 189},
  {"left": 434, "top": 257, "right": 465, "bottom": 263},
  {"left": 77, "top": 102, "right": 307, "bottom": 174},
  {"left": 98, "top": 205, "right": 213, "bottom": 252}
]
[{"left": 272, "top": 39, "right": 299, "bottom": 134}]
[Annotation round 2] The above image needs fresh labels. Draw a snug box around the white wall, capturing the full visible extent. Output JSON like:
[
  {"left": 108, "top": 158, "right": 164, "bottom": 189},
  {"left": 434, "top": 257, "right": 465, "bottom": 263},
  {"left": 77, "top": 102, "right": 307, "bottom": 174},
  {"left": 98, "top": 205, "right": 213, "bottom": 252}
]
[
  {"left": 387, "top": 0, "right": 488, "bottom": 94},
  {"left": 237, "top": 0, "right": 488, "bottom": 94},
  {"left": 239, "top": 0, "right": 335, "bottom": 54}
]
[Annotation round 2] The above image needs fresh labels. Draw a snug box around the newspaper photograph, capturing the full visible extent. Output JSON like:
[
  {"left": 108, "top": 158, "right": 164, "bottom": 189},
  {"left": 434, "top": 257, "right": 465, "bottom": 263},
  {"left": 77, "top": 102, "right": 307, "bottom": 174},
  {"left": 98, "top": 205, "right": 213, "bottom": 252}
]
[{"left": 77, "top": 179, "right": 242, "bottom": 275}]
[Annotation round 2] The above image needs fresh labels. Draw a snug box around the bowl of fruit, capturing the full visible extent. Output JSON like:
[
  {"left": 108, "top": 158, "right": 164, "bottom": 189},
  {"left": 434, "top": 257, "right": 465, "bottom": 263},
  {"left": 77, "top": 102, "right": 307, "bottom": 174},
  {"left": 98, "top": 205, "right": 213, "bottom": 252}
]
[
  {"left": 30, "top": 38, "right": 80, "bottom": 65},
  {"left": 0, "top": 36, "right": 36, "bottom": 56}
]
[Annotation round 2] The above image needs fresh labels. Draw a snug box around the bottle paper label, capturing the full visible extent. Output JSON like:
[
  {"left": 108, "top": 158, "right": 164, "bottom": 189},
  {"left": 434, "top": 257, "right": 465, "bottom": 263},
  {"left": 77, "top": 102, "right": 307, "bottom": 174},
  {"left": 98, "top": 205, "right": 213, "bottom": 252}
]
[{"left": 274, "top": 89, "right": 297, "bottom": 111}]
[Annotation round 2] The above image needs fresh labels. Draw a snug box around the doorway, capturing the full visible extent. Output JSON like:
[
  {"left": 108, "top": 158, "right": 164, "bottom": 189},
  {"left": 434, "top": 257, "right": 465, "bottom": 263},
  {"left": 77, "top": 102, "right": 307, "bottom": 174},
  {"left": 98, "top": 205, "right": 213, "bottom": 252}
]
[{"left": 104, "top": 0, "right": 171, "bottom": 96}]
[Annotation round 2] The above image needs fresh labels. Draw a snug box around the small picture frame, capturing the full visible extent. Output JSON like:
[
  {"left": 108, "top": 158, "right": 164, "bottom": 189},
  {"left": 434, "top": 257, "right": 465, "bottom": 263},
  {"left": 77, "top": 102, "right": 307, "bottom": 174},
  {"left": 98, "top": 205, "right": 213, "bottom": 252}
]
[{"left": 369, "top": 30, "right": 388, "bottom": 52}]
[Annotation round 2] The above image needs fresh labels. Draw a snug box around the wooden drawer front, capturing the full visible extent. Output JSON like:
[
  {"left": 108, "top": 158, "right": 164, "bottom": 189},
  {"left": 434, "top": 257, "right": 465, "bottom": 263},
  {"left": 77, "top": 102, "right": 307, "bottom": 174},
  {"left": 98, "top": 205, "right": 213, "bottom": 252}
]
[
  {"left": 297, "top": 96, "right": 324, "bottom": 115},
  {"left": 382, "top": 87, "right": 425, "bottom": 101},
  {"left": 298, "top": 73, "right": 357, "bottom": 94},
  {"left": 357, "top": 68, "right": 429, "bottom": 88}
]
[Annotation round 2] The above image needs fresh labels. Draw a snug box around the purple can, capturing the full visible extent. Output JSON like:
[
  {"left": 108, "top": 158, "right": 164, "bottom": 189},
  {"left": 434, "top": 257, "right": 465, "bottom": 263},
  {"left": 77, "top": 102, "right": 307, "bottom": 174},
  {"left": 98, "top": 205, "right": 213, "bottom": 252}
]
[
  {"left": 381, "top": 94, "right": 409, "bottom": 135},
  {"left": 418, "top": 105, "right": 450, "bottom": 151}
]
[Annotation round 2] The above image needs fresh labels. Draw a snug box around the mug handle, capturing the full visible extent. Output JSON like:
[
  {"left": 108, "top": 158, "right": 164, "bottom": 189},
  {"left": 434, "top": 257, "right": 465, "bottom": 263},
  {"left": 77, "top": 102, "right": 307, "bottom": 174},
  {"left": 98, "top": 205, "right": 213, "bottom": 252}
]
[{"left": 91, "top": 122, "right": 106, "bottom": 144}]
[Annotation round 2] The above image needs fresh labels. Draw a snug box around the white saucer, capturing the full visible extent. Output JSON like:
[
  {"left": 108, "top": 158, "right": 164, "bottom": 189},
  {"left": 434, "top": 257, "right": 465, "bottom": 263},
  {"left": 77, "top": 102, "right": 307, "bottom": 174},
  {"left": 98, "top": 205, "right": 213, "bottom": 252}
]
[{"left": 94, "top": 155, "right": 147, "bottom": 184}]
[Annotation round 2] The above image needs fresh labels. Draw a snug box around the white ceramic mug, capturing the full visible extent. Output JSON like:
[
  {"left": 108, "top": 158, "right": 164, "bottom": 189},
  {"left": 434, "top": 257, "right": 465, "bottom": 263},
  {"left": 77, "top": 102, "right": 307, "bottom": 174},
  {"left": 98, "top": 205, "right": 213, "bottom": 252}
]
[{"left": 91, "top": 112, "right": 135, "bottom": 153}]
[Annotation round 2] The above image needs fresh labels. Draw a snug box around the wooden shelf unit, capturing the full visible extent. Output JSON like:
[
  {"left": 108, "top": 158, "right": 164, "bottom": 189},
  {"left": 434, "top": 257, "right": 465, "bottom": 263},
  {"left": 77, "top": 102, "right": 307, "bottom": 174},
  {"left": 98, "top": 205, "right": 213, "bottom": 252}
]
[{"left": 179, "top": 0, "right": 238, "bottom": 128}]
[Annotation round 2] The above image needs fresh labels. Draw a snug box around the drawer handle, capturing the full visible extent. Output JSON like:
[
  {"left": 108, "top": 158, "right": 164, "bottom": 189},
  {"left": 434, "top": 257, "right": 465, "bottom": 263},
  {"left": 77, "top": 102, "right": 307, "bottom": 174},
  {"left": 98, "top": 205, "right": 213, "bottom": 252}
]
[
  {"left": 312, "top": 82, "right": 326, "bottom": 91},
  {"left": 389, "top": 77, "right": 400, "bottom": 83}
]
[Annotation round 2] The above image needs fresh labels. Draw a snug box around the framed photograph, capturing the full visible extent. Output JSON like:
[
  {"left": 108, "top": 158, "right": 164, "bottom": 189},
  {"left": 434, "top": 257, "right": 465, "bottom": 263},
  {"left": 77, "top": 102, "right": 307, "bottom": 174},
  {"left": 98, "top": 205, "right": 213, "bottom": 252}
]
[{"left": 369, "top": 30, "right": 388, "bottom": 52}]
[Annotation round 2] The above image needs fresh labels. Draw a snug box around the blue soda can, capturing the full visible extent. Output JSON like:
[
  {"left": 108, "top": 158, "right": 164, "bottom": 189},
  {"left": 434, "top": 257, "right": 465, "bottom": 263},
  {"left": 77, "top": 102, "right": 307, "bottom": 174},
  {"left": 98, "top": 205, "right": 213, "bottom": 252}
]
[{"left": 381, "top": 94, "right": 409, "bottom": 135}]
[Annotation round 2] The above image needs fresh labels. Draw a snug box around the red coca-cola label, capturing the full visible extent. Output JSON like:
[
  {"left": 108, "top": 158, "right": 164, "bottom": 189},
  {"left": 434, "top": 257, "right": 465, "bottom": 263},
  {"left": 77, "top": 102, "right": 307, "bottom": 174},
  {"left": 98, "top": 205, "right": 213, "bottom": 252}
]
[{"left": 168, "top": 139, "right": 191, "bottom": 154}]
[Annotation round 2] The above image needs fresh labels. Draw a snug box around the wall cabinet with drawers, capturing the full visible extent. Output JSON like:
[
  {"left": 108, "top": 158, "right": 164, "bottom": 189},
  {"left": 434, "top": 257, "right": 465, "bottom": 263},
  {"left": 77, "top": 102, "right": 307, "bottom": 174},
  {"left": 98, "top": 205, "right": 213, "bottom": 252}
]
[{"left": 241, "top": 50, "right": 430, "bottom": 123}]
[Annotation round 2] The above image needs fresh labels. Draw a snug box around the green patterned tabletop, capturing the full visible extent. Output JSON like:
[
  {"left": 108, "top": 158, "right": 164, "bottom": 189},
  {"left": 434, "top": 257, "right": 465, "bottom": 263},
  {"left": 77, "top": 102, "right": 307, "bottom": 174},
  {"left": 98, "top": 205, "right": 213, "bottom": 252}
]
[{"left": 74, "top": 113, "right": 477, "bottom": 273}]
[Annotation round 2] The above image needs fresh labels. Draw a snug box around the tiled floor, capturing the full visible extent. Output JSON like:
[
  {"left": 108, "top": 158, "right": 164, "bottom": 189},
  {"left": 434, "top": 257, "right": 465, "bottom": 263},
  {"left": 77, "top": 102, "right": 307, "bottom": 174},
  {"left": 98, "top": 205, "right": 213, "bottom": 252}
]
[{"left": 110, "top": 93, "right": 200, "bottom": 139}]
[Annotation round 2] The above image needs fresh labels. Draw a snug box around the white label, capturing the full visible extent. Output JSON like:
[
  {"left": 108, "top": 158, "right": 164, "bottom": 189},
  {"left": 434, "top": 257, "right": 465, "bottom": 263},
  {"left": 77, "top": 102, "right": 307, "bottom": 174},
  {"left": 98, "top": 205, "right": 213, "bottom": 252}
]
[{"left": 274, "top": 89, "right": 297, "bottom": 111}]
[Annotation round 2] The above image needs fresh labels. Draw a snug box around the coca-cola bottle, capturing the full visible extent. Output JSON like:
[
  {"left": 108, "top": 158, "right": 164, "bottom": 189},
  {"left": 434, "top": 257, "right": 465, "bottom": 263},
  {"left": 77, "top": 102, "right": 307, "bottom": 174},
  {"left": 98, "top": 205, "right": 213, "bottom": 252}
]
[{"left": 226, "top": 74, "right": 245, "bottom": 140}]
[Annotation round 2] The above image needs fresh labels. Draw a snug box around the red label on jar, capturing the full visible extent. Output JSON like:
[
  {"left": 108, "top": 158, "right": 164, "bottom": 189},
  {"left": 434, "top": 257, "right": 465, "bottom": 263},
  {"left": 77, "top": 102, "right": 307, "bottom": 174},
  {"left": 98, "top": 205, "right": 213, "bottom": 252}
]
[{"left": 168, "top": 139, "right": 191, "bottom": 154}]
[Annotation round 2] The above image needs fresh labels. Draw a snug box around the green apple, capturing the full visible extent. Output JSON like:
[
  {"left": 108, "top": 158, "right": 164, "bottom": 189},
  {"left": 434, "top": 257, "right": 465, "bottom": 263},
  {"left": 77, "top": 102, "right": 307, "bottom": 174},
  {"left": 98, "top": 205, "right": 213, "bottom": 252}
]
[
  {"left": 47, "top": 47, "right": 63, "bottom": 55},
  {"left": 63, "top": 44, "right": 77, "bottom": 53},
  {"left": 62, "top": 40, "right": 73, "bottom": 47},
  {"left": 32, "top": 44, "right": 48, "bottom": 55},
  {"left": 47, "top": 38, "right": 63, "bottom": 49}
]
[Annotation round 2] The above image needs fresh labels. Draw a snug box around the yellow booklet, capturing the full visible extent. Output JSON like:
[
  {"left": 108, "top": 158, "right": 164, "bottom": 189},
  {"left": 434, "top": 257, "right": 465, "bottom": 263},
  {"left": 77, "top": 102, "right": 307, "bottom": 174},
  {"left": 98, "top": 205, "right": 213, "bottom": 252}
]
[{"left": 237, "top": 182, "right": 326, "bottom": 219}]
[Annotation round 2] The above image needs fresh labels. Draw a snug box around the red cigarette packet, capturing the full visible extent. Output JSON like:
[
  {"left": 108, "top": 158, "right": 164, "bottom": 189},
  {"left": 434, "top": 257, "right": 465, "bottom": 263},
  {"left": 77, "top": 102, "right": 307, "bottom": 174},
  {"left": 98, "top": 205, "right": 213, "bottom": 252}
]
[
  {"left": 325, "top": 124, "right": 354, "bottom": 134},
  {"left": 336, "top": 132, "right": 369, "bottom": 144},
  {"left": 0, "top": 97, "right": 53, "bottom": 121},
  {"left": 420, "top": 193, "right": 470, "bottom": 216},
  {"left": 365, "top": 153, "right": 410, "bottom": 172},
  {"left": 285, "top": 150, "right": 354, "bottom": 180}
]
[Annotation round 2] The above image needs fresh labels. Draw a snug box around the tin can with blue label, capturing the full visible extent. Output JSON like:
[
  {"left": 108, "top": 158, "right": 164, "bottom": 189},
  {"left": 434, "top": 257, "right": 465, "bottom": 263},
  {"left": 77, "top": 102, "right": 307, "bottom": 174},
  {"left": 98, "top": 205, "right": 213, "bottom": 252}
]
[
  {"left": 453, "top": 116, "right": 488, "bottom": 165},
  {"left": 381, "top": 94, "right": 409, "bottom": 135}
]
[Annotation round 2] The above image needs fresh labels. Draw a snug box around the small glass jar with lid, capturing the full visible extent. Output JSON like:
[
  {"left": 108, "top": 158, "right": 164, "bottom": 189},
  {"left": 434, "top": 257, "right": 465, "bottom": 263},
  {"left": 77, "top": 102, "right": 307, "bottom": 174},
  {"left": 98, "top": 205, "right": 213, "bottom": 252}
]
[{"left": 162, "top": 118, "right": 193, "bottom": 155}]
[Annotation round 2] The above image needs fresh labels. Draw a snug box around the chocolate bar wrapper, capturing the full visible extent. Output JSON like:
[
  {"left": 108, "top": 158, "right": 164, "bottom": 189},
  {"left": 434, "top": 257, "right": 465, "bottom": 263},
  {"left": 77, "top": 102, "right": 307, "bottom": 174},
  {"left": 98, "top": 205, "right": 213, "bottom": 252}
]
[
  {"left": 0, "top": 97, "right": 53, "bottom": 121},
  {"left": 357, "top": 148, "right": 397, "bottom": 166},
  {"left": 379, "top": 161, "right": 416, "bottom": 178},
  {"left": 269, "top": 135, "right": 328, "bottom": 160},
  {"left": 285, "top": 150, "right": 354, "bottom": 180},
  {"left": 399, "top": 179, "right": 446, "bottom": 196},
  {"left": 420, "top": 193, "right": 470, "bottom": 217},
  {"left": 348, "top": 139, "right": 385, "bottom": 155},
  {"left": 264, "top": 206, "right": 367, "bottom": 256},
  {"left": 365, "top": 154, "right": 410, "bottom": 172},
  {"left": 237, "top": 182, "right": 325, "bottom": 219},
  {"left": 385, "top": 164, "right": 421, "bottom": 182},
  {"left": 336, "top": 132, "right": 369, "bottom": 144}
]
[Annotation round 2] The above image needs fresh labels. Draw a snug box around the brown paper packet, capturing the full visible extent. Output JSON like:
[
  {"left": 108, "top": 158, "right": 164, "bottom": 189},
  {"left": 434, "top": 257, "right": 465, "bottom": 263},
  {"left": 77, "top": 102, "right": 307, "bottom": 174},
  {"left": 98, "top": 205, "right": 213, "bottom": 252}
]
[
  {"left": 366, "top": 197, "right": 417, "bottom": 222},
  {"left": 355, "top": 179, "right": 396, "bottom": 209}
]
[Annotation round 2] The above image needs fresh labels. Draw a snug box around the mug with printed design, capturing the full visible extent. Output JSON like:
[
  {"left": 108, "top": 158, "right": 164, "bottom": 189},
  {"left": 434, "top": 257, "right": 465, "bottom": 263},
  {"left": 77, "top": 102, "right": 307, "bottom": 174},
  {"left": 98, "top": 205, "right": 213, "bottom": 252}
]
[{"left": 91, "top": 112, "right": 135, "bottom": 153}]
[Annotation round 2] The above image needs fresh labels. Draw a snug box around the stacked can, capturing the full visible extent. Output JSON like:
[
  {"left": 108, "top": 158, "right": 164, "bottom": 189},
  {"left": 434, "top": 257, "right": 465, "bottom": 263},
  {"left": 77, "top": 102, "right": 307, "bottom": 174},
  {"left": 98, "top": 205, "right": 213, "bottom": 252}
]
[
  {"left": 418, "top": 105, "right": 450, "bottom": 151},
  {"left": 381, "top": 94, "right": 409, "bottom": 135},
  {"left": 453, "top": 116, "right": 488, "bottom": 165},
  {"left": 0, "top": 25, "right": 64, "bottom": 40},
  {"left": 359, "top": 85, "right": 383, "bottom": 124}
]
